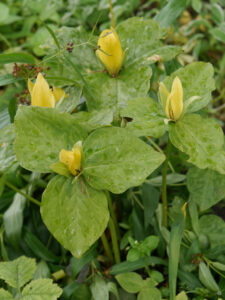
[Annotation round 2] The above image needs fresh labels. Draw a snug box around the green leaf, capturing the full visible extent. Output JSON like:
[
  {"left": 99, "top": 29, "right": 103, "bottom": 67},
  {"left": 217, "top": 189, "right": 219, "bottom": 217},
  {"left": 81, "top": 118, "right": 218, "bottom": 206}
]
[
  {"left": 23, "top": 228, "right": 60, "bottom": 263},
  {"left": 169, "top": 114, "right": 225, "bottom": 174},
  {"left": 147, "top": 173, "right": 186, "bottom": 187},
  {"left": 154, "top": 0, "right": 187, "bottom": 27},
  {"left": 138, "top": 287, "right": 161, "bottom": 300},
  {"left": 84, "top": 63, "right": 151, "bottom": 111},
  {"left": 41, "top": 175, "right": 109, "bottom": 257},
  {"left": 199, "top": 215, "right": 225, "bottom": 248},
  {"left": 176, "top": 291, "right": 188, "bottom": 300},
  {"left": 0, "top": 3, "right": 9, "bottom": 24},
  {"left": 0, "top": 141, "right": 18, "bottom": 173},
  {"left": 110, "top": 256, "right": 167, "bottom": 275},
  {"left": 22, "top": 278, "right": 62, "bottom": 300},
  {"left": 210, "top": 23, "right": 225, "bottom": 43},
  {"left": 211, "top": 4, "right": 224, "bottom": 25},
  {"left": 187, "top": 167, "right": 225, "bottom": 211},
  {"left": 0, "top": 53, "right": 35, "bottom": 65},
  {"left": 0, "top": 74, "right": 20, "bottom": 87},
  {"left": 33, "top": 260, "right": 51, "bottom": 279},
  {"left": 72, "top": 109, "right": 113, "bottom": 132},
  {"left": 163, "top": 62, "right": 215, "bottom": 113},
  {"left": 43, "top": 26, "right": 101, "bottom": 82},
  {"left": 3, "top": 193, "right": 26, "bottom": 249},
  {"left": 90, "top": 275, "right": 109, "bottom": 300},
  {"left": 120, "top": 97, "right": 165, "bottom": 138},
  {"left": 199, "top": 261, "right": 220, "bottom": 293},
  {"left": 117, "top": 17, "right": 181, "bottom": 66},
  {"left": 56, "top": 85, "right": 82, "bottom": 113},
  {"left": 169, "top": 212, "right": 186, "bottom": 300},
  {"left": 116, "top": 272, "right": 144, "bottom": 293},
  {"left": 0, "top": 256, "right": 36, "bottom": 289},
  {"left": 0, "top": 289, "right": 14, "bottom": 299},
  {"left": 14, "top": 106, "right": 87, "bottom": 173},
  {"left": 83, "top": 127, "right": 165, "bottom": 194}
]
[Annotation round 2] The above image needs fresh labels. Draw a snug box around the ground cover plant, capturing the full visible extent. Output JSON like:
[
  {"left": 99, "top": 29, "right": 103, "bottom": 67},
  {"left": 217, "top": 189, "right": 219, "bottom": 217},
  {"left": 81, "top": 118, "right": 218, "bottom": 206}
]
[{"left": 0, "top": 0, "right": 225, "bottom": 299}]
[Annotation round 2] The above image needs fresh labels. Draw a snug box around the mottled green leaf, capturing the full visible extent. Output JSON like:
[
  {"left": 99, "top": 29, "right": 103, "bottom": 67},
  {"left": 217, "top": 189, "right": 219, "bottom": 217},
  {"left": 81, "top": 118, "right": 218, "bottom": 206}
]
[
  {"left": 210, "top": 23, "right": 225, "bottom": 43},
  {"left": 83, "top": 127, "right": 165, "bottom": 193},
  {"left": 0, "top": 256, "right": 36, "bottom": 289},
  {"left": 199, "top": 215, "right": 225, "bottom": 248},
  {"left": 169, "top": 114, "right": 225, "bottom": 174},
  {"left": 22, "top": 278, "right": 62, "bottom": 300},
  {"left": 187, "top": 167, "right": 225, "bottom": 211},
  {"left": 138, "top": 287, "right": 161, "bottom": 300},
  {"left": 84, "top": 63, "right": 151, "bottom": 111},
  {"left": 0, "top": 289, "right": 14, "bottom": 299},
  {"left": 163, "top": 62, "right": 215, "bottom": 113},
  {"left": 120, "top": 98, "right": 165, "bottom": 138},
  {"left": 72, "top": 109, "right": 113, "bottom": 132},
  {"left": 14, "top": 106, "right": 87, "bottom": 173},
  {"left": 117, "top": 17, "right": 181, "bottom": 66},
  {"left": 116, "top": 272, "right": 144, "bottom": 293},
  {"left": 41, "top": 176, "right": 109, "bottom": 257}
]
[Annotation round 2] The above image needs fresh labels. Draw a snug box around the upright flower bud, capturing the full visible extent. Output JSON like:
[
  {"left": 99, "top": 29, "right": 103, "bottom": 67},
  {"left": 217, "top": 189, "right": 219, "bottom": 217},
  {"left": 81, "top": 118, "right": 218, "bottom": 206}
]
[
  {"left": 96, "top": 27, "right": 124, "bottom": 77},
  {"left": 28, "top": 73, "right": 55, "bottom": 108},
  {"left": 159, "top": 76, "right": 183, "bottom": 122},
  {"left": 28, "top": 73, "right": 67, "bottom": 108},
  {"left": 59, "top": 141, "right": 82, "bottom": 176}
]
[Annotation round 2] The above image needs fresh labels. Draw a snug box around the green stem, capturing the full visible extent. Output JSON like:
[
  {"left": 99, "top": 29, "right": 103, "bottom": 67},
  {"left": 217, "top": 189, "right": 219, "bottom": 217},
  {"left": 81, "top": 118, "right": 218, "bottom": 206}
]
[
  {"left": 162, "top": 139, "right": 172, "bottom": 228},
  {"left": 101, "top": 233, "right": 114, "bottom": 263},
  {"left": 109, "top": 218, "right": 120, "bottom": 264},
  {"left": 105, "top": 191, "right": 121, "bottom": 240},
  {"left": 109, "top": 0, "right": 116, "bottom": 28},
  {"left": 5, "top": 181, "right": 41, "bottom": 206}
]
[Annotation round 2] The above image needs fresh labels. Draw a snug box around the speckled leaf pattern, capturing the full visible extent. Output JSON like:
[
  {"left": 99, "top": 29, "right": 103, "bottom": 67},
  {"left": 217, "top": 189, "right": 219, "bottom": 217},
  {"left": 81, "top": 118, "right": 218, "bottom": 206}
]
[
  {"left": 0, "top": 289, "right": 14, "bottom": 299},
  {"left": 83, "top": 127, "right": 165, "bottom": 194},
  {"left": 22, "top": 278, "right": 62, "bottom": 300},
  {"left": 117, "top": 17, "right": 181, "bottom": 66},
  {"left": 14, "top": 106, "right": 87, "bottom": 173},
  {"left": 187, "top": 167, "right": 225, "bottom": 211},
  {"left": 41, "top": 176, "right": 109, "bottom": 257},
  {"left": 162, "top": 62, "right": 215, "bottom": 113},
  {"left": 72, "top": 109, "right": 113, "bottom": 132},
  {"left": 199, "top": 215, "right": 225, "bottom": 248},
  {"left": 84, "top": 63, "right": 152, "bottom": 111},
  {"left": 120, "top": 97, "right": 165, "bottom": 138},
  {"left": 0, "top": 256, "right": 36, "bottom": 289},
  {"left": 169, "top": 114, "right": 225, "bottom": 174}
]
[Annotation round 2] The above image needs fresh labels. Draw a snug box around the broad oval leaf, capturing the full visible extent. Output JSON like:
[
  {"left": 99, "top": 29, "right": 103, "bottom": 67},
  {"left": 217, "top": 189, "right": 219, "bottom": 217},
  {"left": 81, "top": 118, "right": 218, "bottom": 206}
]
[
  {"left": 14, "top": 106, "right": 87, "bottom": 173},
  {"left": 199, "top": 261, "right": 220, "bottom": 293},
  {"left": 0, "top": 53, "right": 35, "bottom": 65},
  {"left": 169, "top": 114, "right": 225, "bottom": 174},
  {"left": 187, "top": 167, "right": 225, "bottom": 211},
  {"left": 163, "top": 62, "right": 215, "bottom": 113},
  {"left": 137, "top": 287, "right": 161, "bottom": 300},
  {"left": 83, "top": 127, "right": 165, "bottom": 194},
  {"left": 116, "top": 272, "right": 144, "bottom": 293},
  {"left": 84, "top": 63, "right": 152, "bottom": 111},
  {"left": 117, "top": 17, "right": 181, "bottom": 66},
  {"left": 41, "top": 175, "right": 109, "bottom": 257},
  {"left": 120, "top": 97, "right": 165, "bottom": 138}
]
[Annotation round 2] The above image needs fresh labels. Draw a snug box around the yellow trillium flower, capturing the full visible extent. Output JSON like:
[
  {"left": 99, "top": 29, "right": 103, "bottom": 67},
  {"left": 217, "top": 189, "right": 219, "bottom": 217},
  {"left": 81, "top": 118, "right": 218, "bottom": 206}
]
[
  {"left": 96, "top": 27, "right": 124, "bottom": 77},
  {"left": 28, "top": 73, "right": 67, "bottom": 108},
  {"left": 159, "top": 76, "right": 183, "bottom": 122},
  {"left": 59, "top": 142, "right": 82, "bottom": 176}
]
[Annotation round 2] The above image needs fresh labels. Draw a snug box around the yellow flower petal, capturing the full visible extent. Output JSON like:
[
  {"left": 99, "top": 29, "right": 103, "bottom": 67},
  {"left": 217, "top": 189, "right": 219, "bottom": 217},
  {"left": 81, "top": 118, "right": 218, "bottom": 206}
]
[
  {"left": 170, "top": 76, "right": 183, "bottom": 121},
  {"left": 52, "top": 86, "right": 68, "bottom": 102},
  {"left": 164, "top": 76, "right": 183, "bottom": 121},
  {"left": 59, "top": 144, "right": 82, "bottom": 176},
  {"left": 159, "top": 82, "right": 170, "bottom": 110},
  {"left": 27, "top": 78, "right": 34, "bottom": 94},
  {"left": 96, "top": 27, "right": 124, "bottom": 77},
  {"left": 31, "top": 73, "right": 55, "bottom": 108}
]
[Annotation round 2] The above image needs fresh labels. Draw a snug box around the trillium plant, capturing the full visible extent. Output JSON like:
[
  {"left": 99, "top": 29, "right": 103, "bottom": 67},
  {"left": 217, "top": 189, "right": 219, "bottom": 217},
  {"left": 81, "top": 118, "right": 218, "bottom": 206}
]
[{"left": 2, "top": 3, "right": 225, "bottom": 299}]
